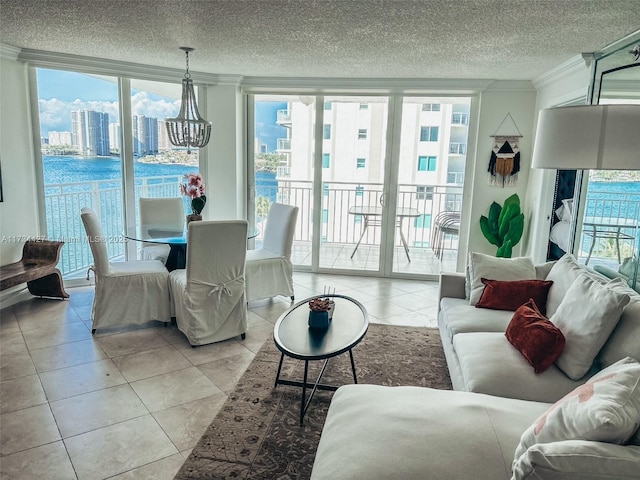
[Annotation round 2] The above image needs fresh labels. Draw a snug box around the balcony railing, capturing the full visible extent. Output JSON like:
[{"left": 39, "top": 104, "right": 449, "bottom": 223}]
[
  {"left": 449, "top": 143, "right": 467, "bottom": 155},
  {"left": 451, "top": 113, "right": 469, "bottom": 125},
  {"left": 44, "top": 174, "right": 639, "bottom": 277},
  {"left": 277, "top": 138, "right": 291, "bottom": 151},
  {"left": 276, "top": 109, "right": 291, "bottom": 125}
]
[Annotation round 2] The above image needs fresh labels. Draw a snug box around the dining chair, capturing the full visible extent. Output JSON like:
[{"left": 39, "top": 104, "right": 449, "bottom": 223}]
[
  {"left": 80, "top": 207, "right": 171, "bottom": 333},
  {"left": 138, "top": 197, "right": 185, "bottom": 263},
  {"left": 169, "top": 220, "right": 249, "bottom": 346},
  {"left": 245, "top": 203, "right": 299, "bottom": 302}
]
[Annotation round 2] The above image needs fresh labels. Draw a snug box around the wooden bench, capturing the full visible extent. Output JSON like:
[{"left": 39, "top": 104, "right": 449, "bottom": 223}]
[{"left": 0, "top": 240, "right": 69, "bottom": 299}]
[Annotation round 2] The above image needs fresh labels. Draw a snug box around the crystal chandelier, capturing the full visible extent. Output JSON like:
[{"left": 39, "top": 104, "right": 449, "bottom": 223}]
[{"left": 165, "top": 47, "right": 211, "bottom": 153}]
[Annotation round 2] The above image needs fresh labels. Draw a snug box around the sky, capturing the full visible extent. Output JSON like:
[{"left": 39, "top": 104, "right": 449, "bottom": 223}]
[
  {"left": 37, "top": 68, "right": 287, "bottom": 152},
  {"left": 36, "top": 69, "right": 180, "bottom": 136}
]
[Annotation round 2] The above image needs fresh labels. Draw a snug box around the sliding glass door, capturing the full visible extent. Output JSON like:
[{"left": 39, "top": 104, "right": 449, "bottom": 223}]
[{"left": 249, "top": 93, "right": 473, "bottom": 278}]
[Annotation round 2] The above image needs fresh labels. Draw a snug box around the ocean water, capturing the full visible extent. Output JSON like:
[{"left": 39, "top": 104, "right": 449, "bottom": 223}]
[{"left": 43, "top": 155, "right": 198, "bottom": 185}]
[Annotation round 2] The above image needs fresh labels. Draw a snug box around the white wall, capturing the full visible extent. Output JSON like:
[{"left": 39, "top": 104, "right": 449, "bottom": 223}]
[
  {"left": 203, "top": 84, "right": 246, "bottom": 221},
  {"left": 465, "top": 81, "right": 537, "bottom": 258},
  {"left": 0, "top": 51, "right": 40, "bottom": 266}
]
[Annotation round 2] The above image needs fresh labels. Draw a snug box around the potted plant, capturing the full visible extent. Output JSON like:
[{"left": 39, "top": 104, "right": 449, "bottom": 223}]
[
  {"left": 479, "top": 193, "right": 524, "bottom": 258},
  {"left": 180, "top": 173, "right": 206, "bottom": 223},
  {"left": 308, "top": 297, "right": 332, "bottom": 329}
]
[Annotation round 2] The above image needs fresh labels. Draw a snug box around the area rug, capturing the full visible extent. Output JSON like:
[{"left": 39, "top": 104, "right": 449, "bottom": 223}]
[{"left": 175, "top": 324, "right": 452, "bottom": 479}]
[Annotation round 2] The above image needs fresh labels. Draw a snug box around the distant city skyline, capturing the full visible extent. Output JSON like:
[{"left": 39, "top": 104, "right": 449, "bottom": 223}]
[{"left": 37, "top": 69, "right": 284, "bottom": 153}]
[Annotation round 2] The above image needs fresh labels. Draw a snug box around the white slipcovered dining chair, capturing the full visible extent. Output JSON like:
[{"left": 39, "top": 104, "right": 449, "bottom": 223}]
[
  {"left": 139, "top": 197, "right": 185, "bottom": 263},
  {"left": 80, "top": 207, "right": 171, "bottom": 333},
  {"left": 245, "top": 203, "right": 299, "bottom": 302},
  {"left": 169, "top": 220, "right": 249, "bottom": 346}
]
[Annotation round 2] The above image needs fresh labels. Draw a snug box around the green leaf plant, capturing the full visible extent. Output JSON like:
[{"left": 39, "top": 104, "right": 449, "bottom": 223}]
[{"left": 479, "top": 193, "right": 525, "bottom": 258}]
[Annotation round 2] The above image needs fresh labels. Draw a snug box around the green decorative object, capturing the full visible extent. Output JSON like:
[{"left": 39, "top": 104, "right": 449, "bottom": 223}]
[{"left": 479, "top": 193, "right": 524, "bottom": 258}]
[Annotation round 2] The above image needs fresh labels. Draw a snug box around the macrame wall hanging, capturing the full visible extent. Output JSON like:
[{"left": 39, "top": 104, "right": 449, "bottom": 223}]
[{"left": 488, "top": 113, "right": 522, "bottom": 187}]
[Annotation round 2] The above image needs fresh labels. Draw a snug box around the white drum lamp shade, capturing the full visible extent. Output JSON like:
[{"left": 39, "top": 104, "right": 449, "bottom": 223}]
[{"left": 531, "top": 105, "right": 640, "bottom": 170}]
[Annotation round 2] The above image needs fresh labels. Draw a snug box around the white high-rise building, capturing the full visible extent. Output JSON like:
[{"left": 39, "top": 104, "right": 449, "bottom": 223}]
[
  {"left": 133, "top": 115, "right": 159, "bottom": 156},
  {"left": 48, "top": 131, "right": 72, "bottom": 146},
  {"left": 71, "top": 110, "right": 110, "bottom": 156},
  {"left": 109, "top": 123, "right": 121, "bottom": 153}
]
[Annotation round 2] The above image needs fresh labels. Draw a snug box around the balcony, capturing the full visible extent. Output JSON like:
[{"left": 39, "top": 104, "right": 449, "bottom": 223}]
[
  {"left": 449, "top": 143, "right": 467, "bottom": 155},
  {"left": 46, "top": 176, "right": 639, "bottom": 280},
  {"left": 446, "top": 172, "right": 465, "bottom": 185},
  {"left": 276, "top": 109, "right": 291, "bottom": 125},
  {"left": 276, "top": 138, "right": 291, "bottom": 152},
  {"left": 451, "top": 113, "right": 469, "bottom": 126}
]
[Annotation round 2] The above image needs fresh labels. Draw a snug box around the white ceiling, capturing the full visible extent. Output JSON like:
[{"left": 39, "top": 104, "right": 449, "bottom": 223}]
[{"left": 1, "top": 0, "right": 639, "bottom": 81}]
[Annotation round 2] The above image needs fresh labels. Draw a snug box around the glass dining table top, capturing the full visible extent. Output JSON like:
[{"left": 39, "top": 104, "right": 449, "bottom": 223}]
[{"left": 123, "top": 223, "right": 259, "bottom": 245}]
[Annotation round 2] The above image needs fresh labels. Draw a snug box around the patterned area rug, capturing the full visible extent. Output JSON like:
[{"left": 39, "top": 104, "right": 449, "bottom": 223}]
[{"left": 175, "top": 324, "right": 452, "bottom": 479}]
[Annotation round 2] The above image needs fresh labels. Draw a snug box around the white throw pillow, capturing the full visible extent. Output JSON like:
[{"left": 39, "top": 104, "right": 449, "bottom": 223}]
[
  {"left": 466, "top": 252, "right": 536, "bottom": 306},
  {"left": 513, "top": 357, "right": 640, "bottom": 468},
  {"left": 597, "top": 279, "right": 640, "bottom": 369},
  {"left": 550, "top": 273, "right": 630, "bottom": 380},
  {"left": 511, "top": 439, "right": 640, "bottom": 480},
  {"left": 544, "top": 254, "right": 608, "bottom": 318}
]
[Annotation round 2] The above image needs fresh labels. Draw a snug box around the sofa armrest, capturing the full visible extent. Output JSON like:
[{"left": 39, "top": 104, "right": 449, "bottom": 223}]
[
  {"left": 439, "top": 272, "right": 466, "bottom": 308},
  {"left": 512, "top": 440, "right": 640, "bottom": 480}
]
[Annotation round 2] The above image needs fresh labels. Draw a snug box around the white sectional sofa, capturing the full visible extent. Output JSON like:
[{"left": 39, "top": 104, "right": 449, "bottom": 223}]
[{"left": 311, "top": 254, "right": 640, "bottom": 480}]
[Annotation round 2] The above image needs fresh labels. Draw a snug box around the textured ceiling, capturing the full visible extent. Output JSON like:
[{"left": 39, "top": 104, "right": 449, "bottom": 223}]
[{"left": 1, "top": 0, "right": 639, "bottom": 80}]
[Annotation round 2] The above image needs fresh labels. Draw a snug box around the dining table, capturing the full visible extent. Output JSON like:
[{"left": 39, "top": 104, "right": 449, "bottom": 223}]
[{"left": 124, "top": 223, "right": 259, "bottom": 271}]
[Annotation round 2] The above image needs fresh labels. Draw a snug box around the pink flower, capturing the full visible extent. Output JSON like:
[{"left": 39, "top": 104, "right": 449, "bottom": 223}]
[{"left": 180, "top": 173, "right": 206, "bottom": 199}]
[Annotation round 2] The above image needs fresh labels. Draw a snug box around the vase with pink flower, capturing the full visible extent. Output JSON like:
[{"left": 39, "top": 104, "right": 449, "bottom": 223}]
[{"left": 180, "top": 173, "right": 206, "bottom": 224}]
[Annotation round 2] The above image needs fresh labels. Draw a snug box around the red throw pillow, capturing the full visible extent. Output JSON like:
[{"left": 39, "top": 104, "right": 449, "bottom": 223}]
[
  {"left": 505, "top": 299, "right": 565, "bottom": 373},
  {"left": 476, "top": 278, "right": 554, "bottom": 314}
]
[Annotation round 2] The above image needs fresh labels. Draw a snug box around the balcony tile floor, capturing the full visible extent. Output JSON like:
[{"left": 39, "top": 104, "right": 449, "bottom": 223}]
[{"left": 0, "top": 272, "right": 440, "bottom": 479}]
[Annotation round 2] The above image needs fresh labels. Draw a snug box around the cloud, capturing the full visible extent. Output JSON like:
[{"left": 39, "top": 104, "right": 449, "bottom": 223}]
[{"left": 38, "top": 93, "right": 180, "bottom": 137}]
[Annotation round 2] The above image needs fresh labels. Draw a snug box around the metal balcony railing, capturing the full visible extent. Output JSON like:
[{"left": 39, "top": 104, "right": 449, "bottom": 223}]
[{"left": 43, "top": 174, "right": 639, "bottom": 277}]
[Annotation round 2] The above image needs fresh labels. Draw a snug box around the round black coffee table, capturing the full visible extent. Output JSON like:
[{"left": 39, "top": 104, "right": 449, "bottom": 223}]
[{"left": 273, "top": 294, "right": 368, "bottom": 425}]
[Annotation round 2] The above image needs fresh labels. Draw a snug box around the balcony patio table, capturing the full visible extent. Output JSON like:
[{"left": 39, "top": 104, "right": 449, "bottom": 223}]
[
  {"left": 348, "top": 206, "right": 421, "bottom": 262},
  {"left": 583, "top": 216, "right": 638, "bottom": 265},
  {"left": 124, "top": 224, "right": 258, "bottom": 271}
]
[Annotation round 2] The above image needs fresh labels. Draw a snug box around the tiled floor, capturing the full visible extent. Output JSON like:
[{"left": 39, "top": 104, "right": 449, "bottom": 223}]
[
  {"left": 0, "top": 272, "right": 440, "bottom": 480},
  {"left": 290, "top": 242, "right": 458, "bottom": 275}
]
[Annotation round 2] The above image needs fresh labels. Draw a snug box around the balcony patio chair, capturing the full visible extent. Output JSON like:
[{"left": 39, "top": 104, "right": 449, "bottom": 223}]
[
  {"left": 169, "top": 220, "right": 249, "bottom": 346},
  {"left": 431, "top": 211, "right": 461, "bottom": 259},
  {"left": 80, "top": 207, "right": 171, "bottom": 333},
  {"left": 245, "top": 203, "right": 299, "bottom": 302},
  {"left": 139, "top": 197, "right": 185, "bottom": 263}
]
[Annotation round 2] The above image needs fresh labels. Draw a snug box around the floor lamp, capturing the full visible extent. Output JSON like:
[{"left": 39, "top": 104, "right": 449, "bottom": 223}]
[{"left": 531, "top": 104, "right": 640, "bottom": 289}]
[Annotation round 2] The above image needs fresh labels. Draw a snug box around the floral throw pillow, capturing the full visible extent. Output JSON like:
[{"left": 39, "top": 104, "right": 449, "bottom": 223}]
[{"left": 512, "top": 357, "right": 640, "bottom": 468}]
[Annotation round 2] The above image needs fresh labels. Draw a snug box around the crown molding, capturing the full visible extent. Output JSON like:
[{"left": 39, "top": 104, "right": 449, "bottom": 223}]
[
  {"left": 15, "top": 48, "right": 228, "bottom": 86},
  {"left": 0, "top": 43, "right": 20, "bottom": 61},
  {"left": 532, "top": 54, "right": 588, "bottom": 90},
  {"left": 239, "top": 76, "right": 494, "bottom": 94}
]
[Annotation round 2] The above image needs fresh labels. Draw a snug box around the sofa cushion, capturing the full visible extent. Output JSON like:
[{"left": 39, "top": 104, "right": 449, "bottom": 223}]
[
  {"left": 439, "top": 297, "right": 513, "bottom": 343},
  {"left": 598, "top": 279, "right": 640, "bottom": 369},
  {"left": 467, "top": 252, "right": 536, "bottom": 305},
  {"left": 544, "top": 253, "right": 608, "bottom": 318},
  {"left": 453, "top": 332, "right": 587, "bottom": 403},
  {"left": 511, "top": 440, "right": 640, "bottom": 480},
  {"left": 513, "top": 357, "right": 640, "bottom": 467},
  {"left": 477, "top": 279, "right": 554, "bottom": 314},
  {"left": 506, "top": 299, "right": 565, "bottom": 373},
  {"left": 311, "top": 385, "right": 547, "bottom": 480},
  {"left": 550, "top": 273, "right": 630, "bottom": 380}
]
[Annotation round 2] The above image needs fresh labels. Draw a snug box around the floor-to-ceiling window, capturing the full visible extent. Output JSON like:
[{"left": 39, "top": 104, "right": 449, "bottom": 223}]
[
  {"left": 35, "top": 69, "right": 197, "bottom": 278},
  {"left": 249, "top": 93, "right": 472, "bottom": 278}
]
